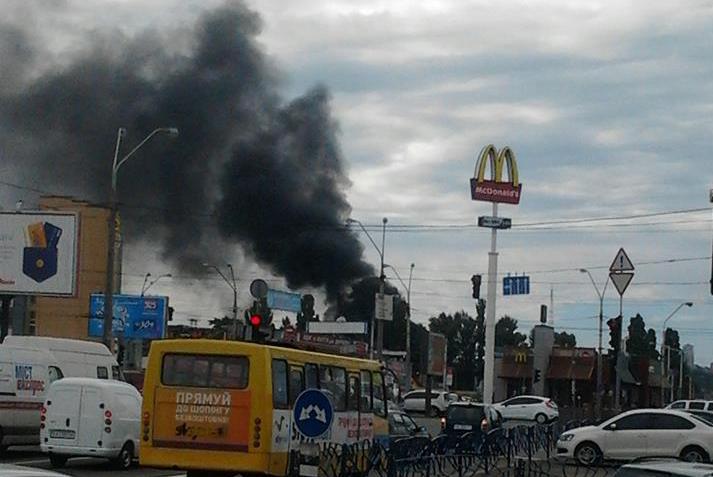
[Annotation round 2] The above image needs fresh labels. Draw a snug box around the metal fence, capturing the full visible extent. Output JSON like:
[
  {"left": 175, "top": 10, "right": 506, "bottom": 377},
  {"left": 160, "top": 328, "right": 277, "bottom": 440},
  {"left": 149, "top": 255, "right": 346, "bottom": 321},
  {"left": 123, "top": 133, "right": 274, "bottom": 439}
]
[{"left": 314, "top": 425, "right": 619, "bottom": 477}]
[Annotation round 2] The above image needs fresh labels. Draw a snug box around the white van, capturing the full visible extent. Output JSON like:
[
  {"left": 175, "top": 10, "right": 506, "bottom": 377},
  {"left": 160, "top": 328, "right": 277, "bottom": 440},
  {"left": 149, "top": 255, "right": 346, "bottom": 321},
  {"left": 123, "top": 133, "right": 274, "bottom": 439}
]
[
  {"left": 3, "top": 337, "right": 121, "bottom": 380},
  {"left": 0, "top": 337, "right": 121, "bottom": 451},
  {"left": 41, "top": 378, "right": 141, "bottom": 470},
  {"left": 0, "top": 346, "right": 63, "bottom": 450}
]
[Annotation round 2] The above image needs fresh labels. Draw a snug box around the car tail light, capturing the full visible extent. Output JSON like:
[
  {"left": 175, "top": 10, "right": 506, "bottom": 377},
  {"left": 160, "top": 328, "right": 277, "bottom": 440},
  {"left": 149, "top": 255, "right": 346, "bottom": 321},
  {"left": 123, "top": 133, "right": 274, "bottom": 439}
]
[
  {"left": 253, "top": 418, "right": 261, "bottom": 448},
  {"left": 40, "top": 405, "right": 47, "bottom": 415},
  {"left": 440, "top": 417, "right": 446, "bottom": 430},
  {"left": 104, "top": 410, "right": 112, "bottom": 418},
  {"left": 104, "top": 427, "right": 112, "bottom": 433},
  {"left": 546, "top": 400, "right": 556, "bottom": 409}
]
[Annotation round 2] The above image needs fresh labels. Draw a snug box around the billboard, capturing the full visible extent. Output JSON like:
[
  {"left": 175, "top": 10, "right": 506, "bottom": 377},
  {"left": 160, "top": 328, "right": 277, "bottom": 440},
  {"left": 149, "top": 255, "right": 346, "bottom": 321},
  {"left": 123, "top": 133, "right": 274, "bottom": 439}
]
[
  {"left": 0, "top": 211, "right": 79, "bottom": 296},
  {"left": 88, "top": 294, "right": 168, "bottom": 340},
  {"left": 427, "top": 333, "right": 447, "bottom": 376},
  {"left": 267, "top": 289, "right": 301, "bottom": 312}
]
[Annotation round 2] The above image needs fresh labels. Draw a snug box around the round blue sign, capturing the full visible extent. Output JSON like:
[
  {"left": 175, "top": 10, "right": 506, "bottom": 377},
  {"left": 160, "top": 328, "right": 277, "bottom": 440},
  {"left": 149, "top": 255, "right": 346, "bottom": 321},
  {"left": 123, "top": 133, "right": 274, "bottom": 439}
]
[{"left": 293, "top": 389, "right": 334, "bottom": 438}]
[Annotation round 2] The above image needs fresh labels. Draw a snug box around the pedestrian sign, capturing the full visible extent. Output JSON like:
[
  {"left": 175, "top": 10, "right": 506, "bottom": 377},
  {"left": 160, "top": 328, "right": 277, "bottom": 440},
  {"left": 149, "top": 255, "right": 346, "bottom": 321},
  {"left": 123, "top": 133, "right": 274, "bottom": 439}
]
[{"left": 293, "top": 389, "right": 334, "bottom": 438}]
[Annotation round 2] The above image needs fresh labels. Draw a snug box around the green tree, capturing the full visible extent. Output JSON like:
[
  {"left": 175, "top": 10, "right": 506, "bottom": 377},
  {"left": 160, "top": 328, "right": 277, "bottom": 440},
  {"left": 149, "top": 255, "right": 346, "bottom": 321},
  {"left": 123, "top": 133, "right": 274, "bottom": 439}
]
[
  {"left": 554, "top": 331, "right": 577, "bottom": 348},
  {"left": 208, "top": 316, "right": 233, "bottom": 339},
  {"left": 626, "top": 314, "right": 658, "bottom": 359},
  {"left": 496, "top": 315, "right": 527, "bottom": 348},
  {"left": 429, "top": 311, "right": 479, "bottom": 390}
]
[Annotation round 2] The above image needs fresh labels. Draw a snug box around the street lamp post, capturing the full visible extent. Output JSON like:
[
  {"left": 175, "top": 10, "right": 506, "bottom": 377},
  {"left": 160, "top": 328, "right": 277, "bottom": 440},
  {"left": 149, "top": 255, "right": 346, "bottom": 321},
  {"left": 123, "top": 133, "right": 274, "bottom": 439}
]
[
  {"left": 103, "top": 127, "right": 178, "bottom": 351},
  {"left": 141, "top": 273, "right": 172, "bottom": 296},
  {"left": 384, "top": 263, "right": 415, "bottom": 389},
  {"left": 660, "top": 302, "right": 693, "bottom": 405},
  {"left": 580, "top": 269, "right": 609, "bottom": 420},
  {"left": 204, "top": 263, "right": 239, "bottom": 340},
  {"left": 347, "top": 217, "right": 388, "bottom": 359}
]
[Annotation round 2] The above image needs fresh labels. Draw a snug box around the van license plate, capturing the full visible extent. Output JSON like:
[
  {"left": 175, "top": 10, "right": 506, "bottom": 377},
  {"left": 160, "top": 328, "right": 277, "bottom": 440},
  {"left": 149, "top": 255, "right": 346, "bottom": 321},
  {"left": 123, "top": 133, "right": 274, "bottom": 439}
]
[
  {"left": 453, "top": 424, "right": 472, "bottom": 430},
  {"left": 49, "top": 430, "right": 76, "bottom": 439}
]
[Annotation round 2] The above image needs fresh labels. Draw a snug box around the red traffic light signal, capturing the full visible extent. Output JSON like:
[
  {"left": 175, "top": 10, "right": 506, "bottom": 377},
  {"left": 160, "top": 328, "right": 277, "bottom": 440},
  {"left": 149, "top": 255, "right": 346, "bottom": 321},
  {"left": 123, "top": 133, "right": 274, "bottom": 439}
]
[{"left": 249, "top": 314, "right": 262, "bottom": 327}]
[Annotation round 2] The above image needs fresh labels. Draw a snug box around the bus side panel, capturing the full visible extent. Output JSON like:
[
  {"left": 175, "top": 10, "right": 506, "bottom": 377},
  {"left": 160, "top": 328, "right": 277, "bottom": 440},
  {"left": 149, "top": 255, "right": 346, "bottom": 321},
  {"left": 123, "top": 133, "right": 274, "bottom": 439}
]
[
  {"left": 268, "top": 409, "right": 292, "bottom": 476},
  {"left": 152, "top": 387, "right": 251, "bottom": 452}
]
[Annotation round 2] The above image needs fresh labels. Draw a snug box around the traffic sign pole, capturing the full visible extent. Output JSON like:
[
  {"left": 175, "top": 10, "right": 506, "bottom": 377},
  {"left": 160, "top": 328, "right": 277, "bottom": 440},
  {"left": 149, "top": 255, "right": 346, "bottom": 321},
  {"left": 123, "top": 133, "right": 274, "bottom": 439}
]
[
  {"left": 483, "top": 202, "right": 499, "bottom": 404},
  {"left": 609, "top": 247, "right": 634, "bottom": 411}
]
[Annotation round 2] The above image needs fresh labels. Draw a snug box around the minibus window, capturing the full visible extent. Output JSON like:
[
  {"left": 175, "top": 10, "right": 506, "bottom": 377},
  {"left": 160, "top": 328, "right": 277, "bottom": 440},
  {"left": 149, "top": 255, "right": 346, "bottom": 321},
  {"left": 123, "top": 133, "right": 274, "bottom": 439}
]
[
  {"left": 272, "top": 359, "right": 289, "bottom": 409},
  {"left": 360, "top": 370, "right": 372, "bottom": 411},
  {"left": 97, "top": 366, "right": 108, "bottom": 379},
  {"left": 162, "top": 354, "right": 248, "bottom": 389},
  {"left": 305, "top": 363, "right": 318, "bottom": 389},
  {"left": 289, "top": 366, "right": 304, "bottom": 406},
  {"left": 348, "top": 375, "right": 360, "bottom": 411},
  {"left": 330, "top": 367, "right": 347, "bottom": 411},
  {"left": 373, "top": 371, "right": 386, "bottom": 417}
]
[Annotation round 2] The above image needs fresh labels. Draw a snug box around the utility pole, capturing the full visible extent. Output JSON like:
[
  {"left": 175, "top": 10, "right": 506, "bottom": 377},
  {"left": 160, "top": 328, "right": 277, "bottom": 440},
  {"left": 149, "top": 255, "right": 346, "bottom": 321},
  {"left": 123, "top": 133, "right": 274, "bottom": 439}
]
[
  {"left": 377, "top": 217, "right": 387, "bottom": 358},
  {"left": 483, "top": 201, "right": 499, "bottom": 404},
  {"left": 614, "top": 296, "right": 623, "bottom": 410},
  {"left": 580, "top": 269, "right": 608, "bottom": 420}
]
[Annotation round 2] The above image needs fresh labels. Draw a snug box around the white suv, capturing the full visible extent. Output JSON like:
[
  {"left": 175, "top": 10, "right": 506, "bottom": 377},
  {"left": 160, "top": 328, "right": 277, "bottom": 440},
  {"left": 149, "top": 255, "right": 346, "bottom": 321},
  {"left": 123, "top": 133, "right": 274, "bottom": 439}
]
[
  {"left": 402, "top": 390, "right": 459, "bottom": 416},
  {"left": 492, "top": 395, "right": 559, "bottom": 424}
]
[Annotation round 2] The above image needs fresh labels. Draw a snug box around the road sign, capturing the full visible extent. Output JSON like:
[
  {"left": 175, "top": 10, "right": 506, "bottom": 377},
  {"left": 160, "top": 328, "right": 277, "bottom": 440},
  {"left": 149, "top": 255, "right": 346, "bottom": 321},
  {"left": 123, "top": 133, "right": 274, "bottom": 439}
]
[
  {"left": 267, "top": 289, "right": 301, "bottom": 312},
  {"left": 610, "top": 248, "right": 634, "bottom": 272},
  {"left": 293, "top": 389, "right": 333, "bottom": 438},
  {"left": 250, "top": 279, "right": 269, "bottom": 298},
  {"left": 503, "top": 276, "right": 530, "bottom": 295},
  {"left": 307, "top": 321, "right": 367, "bottom": 334},
  {"left": 478, "top": 216, "right": 512, "bottom": 229},
  {"left": 610, "top": 272, "right": 634, "bottom": 296},
  {"left": 374, "top": 293, "right": 394, "bottom": 321}
]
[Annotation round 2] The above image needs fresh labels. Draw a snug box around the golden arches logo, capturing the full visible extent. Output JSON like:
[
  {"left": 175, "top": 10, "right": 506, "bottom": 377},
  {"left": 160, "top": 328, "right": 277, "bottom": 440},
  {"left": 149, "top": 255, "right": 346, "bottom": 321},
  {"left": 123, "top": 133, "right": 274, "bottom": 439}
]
[
  {"left": 515, "top": 351, "right": 527, "bottom": 364},
  {"left": 470, "top": 145, "right": 522, "bottom": 204}
]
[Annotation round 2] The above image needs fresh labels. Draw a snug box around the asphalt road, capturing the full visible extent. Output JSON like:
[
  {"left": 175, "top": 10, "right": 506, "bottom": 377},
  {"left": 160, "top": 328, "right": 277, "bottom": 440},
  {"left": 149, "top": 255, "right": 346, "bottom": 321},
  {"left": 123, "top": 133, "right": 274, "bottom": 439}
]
[{"left": 1, "top": 447, "right": 183, "bottom": 477}]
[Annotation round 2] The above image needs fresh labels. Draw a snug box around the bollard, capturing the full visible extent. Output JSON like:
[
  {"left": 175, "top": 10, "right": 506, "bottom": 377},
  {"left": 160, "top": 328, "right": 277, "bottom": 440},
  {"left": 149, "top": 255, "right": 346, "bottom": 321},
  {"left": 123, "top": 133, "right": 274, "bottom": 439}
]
[{"left": 299, "top": 442, "right": 320, "bottom": 477}]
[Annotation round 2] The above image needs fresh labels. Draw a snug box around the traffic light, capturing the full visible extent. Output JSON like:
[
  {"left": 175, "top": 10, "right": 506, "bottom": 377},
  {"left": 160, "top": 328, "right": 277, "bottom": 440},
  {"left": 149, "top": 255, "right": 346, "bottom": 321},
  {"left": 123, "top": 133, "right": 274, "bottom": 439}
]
[
  {"left": 533, "top": 368, "right": 541, "bottom": 383},
  {"left": 245, "top": 300, "right": 273, "bottom": 343},
  {"left": 471, "top": 274, "right": 482, "bottom": 299},
  {"left": 167, "top": 306, "right": 174, "bottom": 322},
  {"left": 607, "top": 316, "right": 622, "bottom": 352},
  {"left": 540, "top": 305, "right": 548, "bottom": 324}
]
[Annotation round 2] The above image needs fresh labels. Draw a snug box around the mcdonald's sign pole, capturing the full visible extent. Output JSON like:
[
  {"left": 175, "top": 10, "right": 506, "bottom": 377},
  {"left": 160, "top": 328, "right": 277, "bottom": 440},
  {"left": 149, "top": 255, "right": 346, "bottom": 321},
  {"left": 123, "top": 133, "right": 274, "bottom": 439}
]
[{"left": 470, "top": 145, "right": 522, "bottom": 404}]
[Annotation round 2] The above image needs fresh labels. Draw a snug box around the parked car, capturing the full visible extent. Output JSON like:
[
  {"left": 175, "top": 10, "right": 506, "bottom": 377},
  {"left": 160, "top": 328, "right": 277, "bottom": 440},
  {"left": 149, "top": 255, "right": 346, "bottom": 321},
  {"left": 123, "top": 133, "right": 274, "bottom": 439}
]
[
  {"left": 668, "top": 400, "right": 713, "bottom": 413},
  {"left": 41, "top": 378, "right": 142, "bottom": 470},
  {"left": 441, "top": 402, "right": 502, "bottom": 437},
  {"left": 557, "top": 409, "right": 713, "bottom": 465},
  {"left": 615, "top": 458, "right": 713, "bottom": 477},
  {"left": 687, "top": 411, "right": 713, "bottom": 426},
  {"left": 389, "top": 411, "right": 430, "bottom": 442},
  {"left": 402, "top": 390, "right": 459, "bottom": 416},
  {"left": 492, "top": 395, "right": 558, "bottom": 424}
]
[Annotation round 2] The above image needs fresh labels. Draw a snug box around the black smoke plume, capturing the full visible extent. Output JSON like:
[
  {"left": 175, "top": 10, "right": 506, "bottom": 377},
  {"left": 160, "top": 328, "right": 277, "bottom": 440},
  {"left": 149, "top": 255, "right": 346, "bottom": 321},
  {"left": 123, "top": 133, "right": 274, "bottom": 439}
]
[{"left": 0, "top": 2, "right": 372, "bottom": 299}]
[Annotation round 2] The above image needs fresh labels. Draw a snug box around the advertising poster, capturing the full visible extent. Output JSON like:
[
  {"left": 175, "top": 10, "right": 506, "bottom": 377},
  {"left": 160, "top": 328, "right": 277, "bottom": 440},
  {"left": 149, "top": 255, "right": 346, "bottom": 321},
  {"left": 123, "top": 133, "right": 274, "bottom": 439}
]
[
  {"left": 88, "top": 294, "right": 168, "bottom": 340},
  {"left": 0, "top": 211, "right": 79, "bottom": 296}
]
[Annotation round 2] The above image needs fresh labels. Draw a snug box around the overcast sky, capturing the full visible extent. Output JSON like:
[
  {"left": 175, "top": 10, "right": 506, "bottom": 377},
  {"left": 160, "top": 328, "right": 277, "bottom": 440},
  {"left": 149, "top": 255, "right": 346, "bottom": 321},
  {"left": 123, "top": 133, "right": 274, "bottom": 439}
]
[{"left": 3, "top": 0, "right": 713, "bottom": 365}]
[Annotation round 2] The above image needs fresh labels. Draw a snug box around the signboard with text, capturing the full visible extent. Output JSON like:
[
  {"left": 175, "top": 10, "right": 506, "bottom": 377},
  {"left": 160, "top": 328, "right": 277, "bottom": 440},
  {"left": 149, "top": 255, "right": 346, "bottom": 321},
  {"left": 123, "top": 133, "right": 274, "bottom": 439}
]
[
  {"left": 88, "top": 293, "right": 168, "bottom": 340},
  {"left": 267, "top": 289, "right": 302, "bottom": 312},
  {"left": 503, "top": 276, "right": 530, "bottom": 295}
]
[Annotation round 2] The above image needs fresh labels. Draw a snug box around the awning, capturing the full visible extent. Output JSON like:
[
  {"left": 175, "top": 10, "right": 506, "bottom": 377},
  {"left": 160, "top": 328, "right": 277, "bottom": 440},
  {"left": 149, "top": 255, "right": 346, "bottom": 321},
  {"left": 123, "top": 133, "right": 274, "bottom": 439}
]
[
  {"left": 499, "top": 362, "right": 532, "bottom": 379},
  {"left": 546, "top": 356, "right": 595, "bottom": 380}
]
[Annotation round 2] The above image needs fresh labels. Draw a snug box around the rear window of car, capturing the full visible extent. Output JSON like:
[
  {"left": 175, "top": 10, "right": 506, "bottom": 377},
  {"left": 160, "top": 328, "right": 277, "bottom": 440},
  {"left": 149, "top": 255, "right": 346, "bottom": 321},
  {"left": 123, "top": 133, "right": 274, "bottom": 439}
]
[
  {"left": 447, "top": 405, "right": 486, "bottom": 423},
  {"left": 162, "top": 354, "right": 249, "bottom": 389},
  {"left": 669, "top": 401, "right": 686, "bottom": 409}
]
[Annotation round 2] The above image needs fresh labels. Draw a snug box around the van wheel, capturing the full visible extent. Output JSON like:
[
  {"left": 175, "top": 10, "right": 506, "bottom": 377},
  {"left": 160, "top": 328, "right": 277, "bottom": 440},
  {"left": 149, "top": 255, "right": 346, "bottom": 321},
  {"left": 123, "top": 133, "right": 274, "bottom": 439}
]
[
  {"left": 113, "top": 442, "right": 134, "bottom": 470},
  {"left": 49, "top": 454, "right": 68, "bottom": 468}
]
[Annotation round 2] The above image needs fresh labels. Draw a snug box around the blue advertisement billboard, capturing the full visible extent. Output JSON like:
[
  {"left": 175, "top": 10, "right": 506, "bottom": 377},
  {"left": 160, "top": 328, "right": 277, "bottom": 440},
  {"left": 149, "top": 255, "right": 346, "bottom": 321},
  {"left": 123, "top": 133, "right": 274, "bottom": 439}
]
[{"left": 88, "top": 293, "right": 167, "bottom": 340}]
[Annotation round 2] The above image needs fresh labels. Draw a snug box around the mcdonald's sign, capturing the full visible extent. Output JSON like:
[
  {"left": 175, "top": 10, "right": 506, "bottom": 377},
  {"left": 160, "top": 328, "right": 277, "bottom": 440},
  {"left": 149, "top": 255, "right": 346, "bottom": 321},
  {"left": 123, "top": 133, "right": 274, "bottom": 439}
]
[
  {"left": 515, "top": 351, "right": 527, "bottom": 364},
  {"left": 470, "top": 145, "right": 522, "bottom": 204}
]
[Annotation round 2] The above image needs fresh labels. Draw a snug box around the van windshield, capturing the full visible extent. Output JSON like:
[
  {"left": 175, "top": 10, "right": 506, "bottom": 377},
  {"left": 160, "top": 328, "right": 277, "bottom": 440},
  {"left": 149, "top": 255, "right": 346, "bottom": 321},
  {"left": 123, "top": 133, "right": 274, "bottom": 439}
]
[{"left": 161, "top": 354, "right": 249, "bottom": 389}]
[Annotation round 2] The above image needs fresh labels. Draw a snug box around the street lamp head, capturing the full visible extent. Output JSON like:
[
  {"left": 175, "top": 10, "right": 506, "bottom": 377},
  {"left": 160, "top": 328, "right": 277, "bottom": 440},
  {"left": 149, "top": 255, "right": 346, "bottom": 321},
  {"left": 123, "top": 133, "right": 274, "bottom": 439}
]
[
  {"left": 144, "top": 272, "right": 151, "bottom": 278},
  {"left": 346, "top": 218, "right": 357, "bottom": 224},
  {"left": 685, "top": 302, "right": 693, "bottom": 307},
  {"left": 382, "top": 217, "right": 388, "bottom": 224},
  {"left": 410, "top": 263, "right": 415, "bottom": 268},
  {"left": 164, "top": 127, "right": 179, "bottom": 137},
  {"left": 579, "top": 268, "right": 588, "bottom": 273}
]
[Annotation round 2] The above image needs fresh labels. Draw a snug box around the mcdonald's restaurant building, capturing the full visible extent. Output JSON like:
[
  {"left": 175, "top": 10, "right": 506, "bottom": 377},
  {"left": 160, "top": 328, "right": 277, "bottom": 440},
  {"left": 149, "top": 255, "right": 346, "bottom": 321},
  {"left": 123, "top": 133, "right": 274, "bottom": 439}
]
[{"left": 494, "top": 324, "right": 670, "bottom": 409}]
